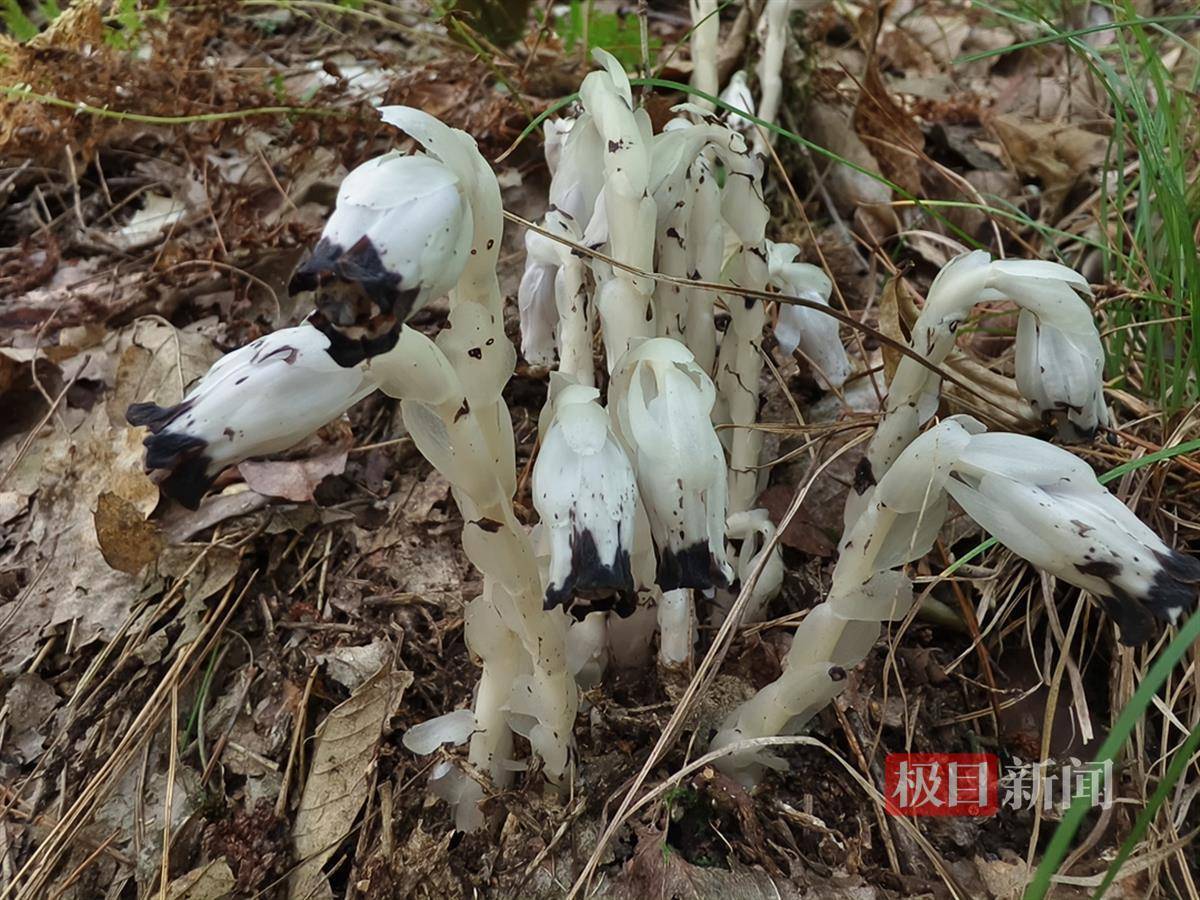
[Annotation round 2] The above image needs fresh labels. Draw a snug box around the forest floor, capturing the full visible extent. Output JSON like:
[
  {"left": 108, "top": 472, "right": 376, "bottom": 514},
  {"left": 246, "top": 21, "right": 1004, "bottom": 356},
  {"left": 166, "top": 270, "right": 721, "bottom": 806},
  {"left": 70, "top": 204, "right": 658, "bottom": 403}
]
[{"left": 1, "top": 1, "right": 1198, "bottom": 898}]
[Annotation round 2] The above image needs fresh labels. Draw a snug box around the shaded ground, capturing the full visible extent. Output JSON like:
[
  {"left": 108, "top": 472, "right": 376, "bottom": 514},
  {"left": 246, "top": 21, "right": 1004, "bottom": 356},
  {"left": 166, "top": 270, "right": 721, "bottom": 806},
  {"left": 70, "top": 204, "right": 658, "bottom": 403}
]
[{"left": 1, "top": 1, "right": 1198, "bottom": 898}]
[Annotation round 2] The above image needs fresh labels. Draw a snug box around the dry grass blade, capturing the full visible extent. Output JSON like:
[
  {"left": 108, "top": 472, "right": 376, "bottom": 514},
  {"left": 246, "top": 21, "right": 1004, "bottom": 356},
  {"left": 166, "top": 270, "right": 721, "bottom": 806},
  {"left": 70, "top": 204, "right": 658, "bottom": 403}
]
[{"left": 3, "top": 574, "right": 255, "bottom": 900}]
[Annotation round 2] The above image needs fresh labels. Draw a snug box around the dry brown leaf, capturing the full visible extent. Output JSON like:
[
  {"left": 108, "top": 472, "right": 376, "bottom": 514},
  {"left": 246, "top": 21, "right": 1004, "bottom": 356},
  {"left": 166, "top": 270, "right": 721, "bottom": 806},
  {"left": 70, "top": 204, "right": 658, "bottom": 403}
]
[
  {"left": 315, "top": 641, "right": 394, "bottom": 691},
  {"left": 157, "top": 544, "right": 240, "bottom": 604},
  {"left": 854, "top": 52, "right": 925, "bottom": 199},
  {"left": 0, "top": 490, "right": 29, "bottom": 524},
  {"left": 1, "top": 673, "right": 58, "bottom": 763},
  {"left": 164, "top": 860, "right": 236, "bottom": 900},
  {"left": 877, "top": 275, "right": 909, "bottom": 383},
  {"left": 94, "top": 490, "right": 164, "bottom": 574},
  {"left": 757, "top": 484, "right": 835, "bottom": 558},
  {"left": 609, "top": 825, "right": 802, "bottom": 899},
  {"left": 289, "top": 663, "right": 413, "bottom": 900},
  {"left": 239, "top": 451, "right": 348, "bottom": 503},
  {"left": 805, "top": 101, "right": 892, "bottom": 217},
  {"left": 988, "top": 114, "right": 1108, "bottom": 214},
  {"left": 105, "top": 316, "right": 221, "bottom": 428}
]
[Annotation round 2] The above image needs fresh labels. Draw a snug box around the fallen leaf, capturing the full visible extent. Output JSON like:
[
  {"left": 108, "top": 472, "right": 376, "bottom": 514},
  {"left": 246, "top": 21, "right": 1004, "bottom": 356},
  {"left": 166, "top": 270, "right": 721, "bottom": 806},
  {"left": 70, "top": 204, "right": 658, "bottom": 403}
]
[
  {"left": 157, "top": 544, "right": 240, "bottom": 603},
  {"left": 757, "top": 484, "right": 836, "bottom": 557},
  {"left": 113, "top": 192, "right": 186, "bottom": 249},
  {"left": 164, "top": 860, "right": 236, "bottom": 900},
  {"left": 315, "top": 640, "right": 394, "bottom": 691},
  {"left": 609, "top": 825, "right": 802, "bottom": 899},
  {"left": 289, "top": 663, "right": 413, "bottom": 900},
  {"left": 806, "top": 101, "right": 892, "bottom": 218},
  {"left": 95, "top": 490, "right": 164, "bottom": 574},
  {"left": 1, "top": 673, "right": 58, "bottom": 762},
  {"left": 877, "top": 275, "right": 909, "bottom": 383},
  {"left": 105, "top": 317, "right": 221, "bottom": 429},
  {"left": 988, "top": 114, "right": 1108, "bottom": 215},
  {"left": 239, "top": 451, "right": 348, "bottom": 503},
  {"left": 0, "top": 490, "right": 29, "bottom": 524},
  {"left": 854, "top": 44, "right": 925, "bottom": 199}
]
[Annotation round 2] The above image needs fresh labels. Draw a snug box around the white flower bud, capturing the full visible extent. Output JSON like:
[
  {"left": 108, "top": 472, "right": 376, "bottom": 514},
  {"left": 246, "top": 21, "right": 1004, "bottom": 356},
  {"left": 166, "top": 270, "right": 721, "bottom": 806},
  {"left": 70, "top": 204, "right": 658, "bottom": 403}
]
[
  {"left": 609, "top": 338, "right": 733, "bottom": 591},
  {"left": 719, "top": 70, "right": 755, "bottom": 132},
  {"left": 517, "top": 230, "right": 560, "bottom": 367},
  {"left": 126, "top": 322, "right": 376, "bottom": 508},
  {"left": 533, "top": 377, "right": 639, "bottom": 618},
  {"left": 290, "top": 153, "right": 473, "bottom": 338},
  {"left": 767, "top": 241, "right": 851, "bottom": 388},
  {"left": 945, "top": 433, "right": 1199, "bottom": 644}
]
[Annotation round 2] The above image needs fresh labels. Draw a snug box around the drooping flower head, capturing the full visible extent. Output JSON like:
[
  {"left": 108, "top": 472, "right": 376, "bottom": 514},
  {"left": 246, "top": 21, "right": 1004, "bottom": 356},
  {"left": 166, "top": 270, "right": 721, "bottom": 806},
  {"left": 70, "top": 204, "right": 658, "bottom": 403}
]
[
  {"left": 609, "top": 338, "right": 733, "bottom": 591},
  {"left": 533, "top": 375, "right": 639, "bottom": 619},
  {"left": 767, "top": 241, "right": 851, "bottom": 389},
  {"left": 945, "top": 432, "right": 1200, "bottom": 644},
  {"left": 126, "top": 323, "right": 377, "bottom": 509},
  {"left": 289, "top": 152, "right": 474, "bottom": 362},
  {"left": 920, "top": 251, "right": 1107, "bottom": 440}
]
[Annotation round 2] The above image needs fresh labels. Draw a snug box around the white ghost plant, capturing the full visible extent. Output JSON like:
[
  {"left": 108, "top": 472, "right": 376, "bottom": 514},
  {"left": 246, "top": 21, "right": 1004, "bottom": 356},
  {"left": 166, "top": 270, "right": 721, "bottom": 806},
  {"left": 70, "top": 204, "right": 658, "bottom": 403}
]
[
  {"left": 127, "top": 322, "right": 380, "bottom": 509},
  {"left": 533, "top": 376, "right": 639, "bottom": 620},
  {"left": 768, "top": 241, "right": 851, "bottom": 389}
]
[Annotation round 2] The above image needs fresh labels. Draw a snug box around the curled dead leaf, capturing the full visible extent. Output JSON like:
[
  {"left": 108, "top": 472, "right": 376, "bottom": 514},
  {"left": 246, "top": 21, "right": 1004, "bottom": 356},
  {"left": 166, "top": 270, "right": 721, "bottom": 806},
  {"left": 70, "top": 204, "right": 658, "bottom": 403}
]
[
  {"left": 239, "top": 451, "right": 349, "bottom": 503},
  {"left": 94, "top": 489, "right": 164, "bottom": 574}
]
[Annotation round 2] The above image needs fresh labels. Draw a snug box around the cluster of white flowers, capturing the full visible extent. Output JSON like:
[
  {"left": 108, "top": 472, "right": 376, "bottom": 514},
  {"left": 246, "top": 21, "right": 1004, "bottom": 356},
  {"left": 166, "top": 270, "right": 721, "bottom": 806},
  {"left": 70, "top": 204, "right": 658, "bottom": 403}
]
[
  {"left": 515, "top": 51, "right": 857, "bottom": 676},
  {"left": 125, "top": 23, "right": 1197, "bottom": 824}
]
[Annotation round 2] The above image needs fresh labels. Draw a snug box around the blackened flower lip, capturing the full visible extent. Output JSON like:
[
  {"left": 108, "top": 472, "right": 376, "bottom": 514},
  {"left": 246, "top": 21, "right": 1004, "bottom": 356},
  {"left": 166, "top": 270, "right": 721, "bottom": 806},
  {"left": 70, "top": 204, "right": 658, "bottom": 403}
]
[
  {"left": 656, "top": 541, "right": 731, "bottom": 593},
  {"left": 543, "top": 528, "right": 635, "bottom": 621}
]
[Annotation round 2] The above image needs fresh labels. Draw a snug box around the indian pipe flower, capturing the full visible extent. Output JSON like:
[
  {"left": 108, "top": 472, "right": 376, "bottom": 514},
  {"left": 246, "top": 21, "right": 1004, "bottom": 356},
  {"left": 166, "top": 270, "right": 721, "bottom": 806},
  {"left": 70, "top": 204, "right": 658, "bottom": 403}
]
[
  {"left": 718, "top": 70, "right": 755, "bottom": 132},
  {"left": 945, "top": 432, "right": 1200, "bottom": 645},
  {"left": 533, "top": 377, "right": 639, "bottom": 619},
  {"left": 767, "top": 241, "right": 851, "bottom": 389},
  {"left": 609, "top": 338, "right": 733, "bottom": 592},
  {"left": 126, "top": 323, "right": 377, "bottom": 509},
  {"left": 923, "top": 251, "right": 1108, "bottom": 441},
  {"left": 288, "top": 152, "right": 474, "bottom": 365}
]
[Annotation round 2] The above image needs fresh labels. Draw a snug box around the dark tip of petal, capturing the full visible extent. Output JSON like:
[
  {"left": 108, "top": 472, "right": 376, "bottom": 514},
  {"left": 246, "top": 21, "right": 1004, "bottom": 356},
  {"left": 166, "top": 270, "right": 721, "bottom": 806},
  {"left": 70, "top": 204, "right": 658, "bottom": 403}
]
[
  {"left": 126, "top": 400, "right": 190, "bottom": 434},
  {"left": 852, "top": 457, "right": 875, "bottom": 496},
  {"left": 543, "top": 531, "right": 635, "bottom": 621},
  {"left": 1095, "top": 591, "right": 1156, "bottom": 647},
  {"left": 657, "top": 542, "right": 730, "bottom": 593},
  {"left": 160, "top": 454, "right": 217, "bottom": 510},
  {"left": 139, "top": 430, "right": 214, "bottom": 509},
  {"left": 143, "top": 431, "right": 208, "bottom": 471},
  {"left": 309, "top": 312, "right": 401, "bottom": 368},
  {"left": 1144, "top": 550, "right": 1200, "bottom": 625},
  {"left": 289, "top": 237, "right": 344, "bottom": 294},
  {"left": 293, "top": 237, "right": 422, "bottom": 325}
]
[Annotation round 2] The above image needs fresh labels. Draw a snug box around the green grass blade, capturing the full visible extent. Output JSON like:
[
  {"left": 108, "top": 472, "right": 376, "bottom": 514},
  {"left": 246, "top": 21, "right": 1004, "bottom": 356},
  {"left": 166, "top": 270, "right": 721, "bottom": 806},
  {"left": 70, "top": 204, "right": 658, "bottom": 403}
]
[
  {"left": 1093, "top": 719, "right": 1200, "bottom": 898},
  {"left": 1024, "top": 608, "right": 1200, "bottom": 900}
]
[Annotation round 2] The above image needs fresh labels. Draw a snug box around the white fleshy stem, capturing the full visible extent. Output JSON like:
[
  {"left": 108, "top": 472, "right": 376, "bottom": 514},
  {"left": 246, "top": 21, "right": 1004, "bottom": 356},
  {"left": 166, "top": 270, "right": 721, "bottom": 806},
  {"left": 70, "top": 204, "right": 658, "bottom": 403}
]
[
  {"left": 657, "top": 588, "right": 695, "bottom": 668},
  {"left": 712, "top": 419, "right": 976, "bottom": 785},
  {"left": 689, "top": 0, "right": 719, "bottom": 110},
  {"left": 684, "top": 155, "right": 723, "bottom": 376},
  {"left": 716, "top": 251, "right": 769, "bottom": 514},
  {"left": 568, "top": 612, "right": 610, "bottom": 690},
  {"left": 375, "top": 110, "right": 578, "bottom": 793},
  {"left": 580, "top": 50, "right": 657, "bottom": 371},
  {"left": 464, "top": 584, "right": 524, "bottom": 786},
  {"left": 606, "top": 599, "right": 657, "bottom": 668},
  {"left": 752, "top": 0, "right": 789, "bottom": 156},
  {"left": 551, "top": 216, "right": 595, "bottom": 386},
  {"left": 722, "top": 508, "right": 784, "bottom": 623}
]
